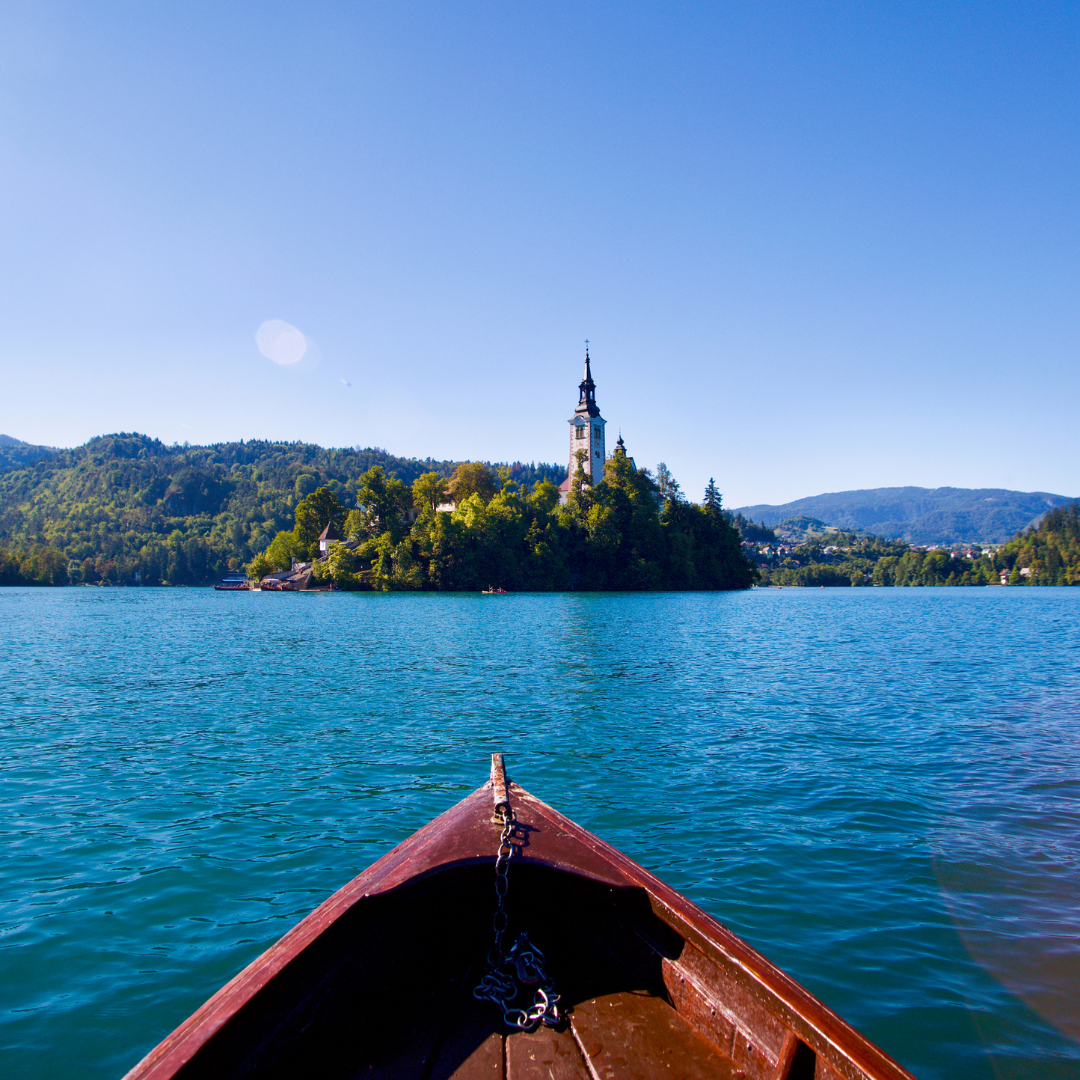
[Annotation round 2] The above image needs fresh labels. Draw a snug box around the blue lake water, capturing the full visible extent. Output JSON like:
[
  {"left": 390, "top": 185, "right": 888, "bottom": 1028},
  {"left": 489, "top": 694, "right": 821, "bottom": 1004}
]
[{"left": 2, "top": 586, "right": 1079, "bottom": 1079}]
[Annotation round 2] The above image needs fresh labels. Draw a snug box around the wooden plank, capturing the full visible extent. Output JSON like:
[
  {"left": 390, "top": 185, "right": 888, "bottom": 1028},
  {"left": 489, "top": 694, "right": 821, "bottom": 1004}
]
[
  {"left": 768, "top": 1030, "right": 818, "bottom": 1080},
  {"left": 570, "top": 991, "right": 744, "bottom": 1080},
  {"left": 663, "top": 944, "right": 788, "bottom": 1075},
  {"left": 506, "top": 1027, "right": 590, "bottom": 1080},
  {"left": 432, "top": 1032, "right": 503, "bottom": 1080},
  {"left": 428, "top": 996, "right": 505, "bottom": 1080},
  {"left": 772, "top": 1032, "right": 801, "bottom": 1080}
]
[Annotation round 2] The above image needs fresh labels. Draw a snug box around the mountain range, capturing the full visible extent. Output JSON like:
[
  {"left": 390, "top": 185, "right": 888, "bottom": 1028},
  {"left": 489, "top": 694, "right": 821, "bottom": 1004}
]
[
  {"left": 733, "top": 487, "right": 1077, "bottom": 546},
  {"left": 2, "top": 434, "right": 1073, "bottom": 550}
]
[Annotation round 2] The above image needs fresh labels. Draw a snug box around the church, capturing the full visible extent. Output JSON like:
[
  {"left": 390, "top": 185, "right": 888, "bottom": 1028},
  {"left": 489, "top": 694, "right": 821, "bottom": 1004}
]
[{"left": 557, "top": 347, "right": 632, "bottom": 504}]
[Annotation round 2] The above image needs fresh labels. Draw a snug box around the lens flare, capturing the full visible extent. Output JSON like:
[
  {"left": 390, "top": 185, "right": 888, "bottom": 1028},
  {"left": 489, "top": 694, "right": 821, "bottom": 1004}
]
[{"left": 256, "top": 320, "right": 307, "bottom": 365}]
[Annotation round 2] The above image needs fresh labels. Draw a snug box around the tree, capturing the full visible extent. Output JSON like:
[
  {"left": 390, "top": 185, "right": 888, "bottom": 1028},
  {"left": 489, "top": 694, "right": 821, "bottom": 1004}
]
[
  {"left": 703, "top": 478, "right": 722, "bottom": 516},
  {"left": 530, "top": 480, "right": 561, "bottom": 516},
  {"left": 412, "top": 471, "right": 449, "bottom": 514},
  {"left": 263, "top": 530, "right": 304, "bottom": 571},
  {"left": 497, "top": 464, "right": 520, "bottom": 493},
  {"left": 318, "top": 540, "right": 365, "bottom": 590},
  {"left": 246, "top": 550, "right": 275, "bottom": 580},
  {"left": 354, "top": 465, "right": 413, "bottom": 542},
  {"left": 569, "top": 449, "right": 591, "bottom": 500},
  {"left": 448, "top": 462, "right": 497, "bottom": 505},
  {"left": 655, "top": 463, "right": 682, "bottom": 504},
  {"left": 294, "top": 486, "right": 347, "bottom": 553}
]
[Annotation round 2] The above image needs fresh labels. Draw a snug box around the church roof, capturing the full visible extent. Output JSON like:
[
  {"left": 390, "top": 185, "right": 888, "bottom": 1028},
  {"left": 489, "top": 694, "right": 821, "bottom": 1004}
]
[{"left": 318, "top": 521, "right": 341, "bottom": 541}]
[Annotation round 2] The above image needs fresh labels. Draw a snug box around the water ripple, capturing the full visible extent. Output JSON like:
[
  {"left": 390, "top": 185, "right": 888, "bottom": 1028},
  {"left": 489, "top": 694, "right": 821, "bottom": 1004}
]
[{"left": 1, "top": 587, "right": 1079, "bottom": 1078}]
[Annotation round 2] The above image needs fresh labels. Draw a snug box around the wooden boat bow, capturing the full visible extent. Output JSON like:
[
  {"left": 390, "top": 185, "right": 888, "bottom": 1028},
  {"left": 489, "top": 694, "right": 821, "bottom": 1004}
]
[{"left": 124, "top": 758, "right": 916, "bottom": 1080}]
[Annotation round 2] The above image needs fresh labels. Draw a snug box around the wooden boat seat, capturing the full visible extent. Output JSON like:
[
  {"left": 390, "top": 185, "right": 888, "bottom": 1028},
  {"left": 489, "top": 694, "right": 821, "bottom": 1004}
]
[{"left": 434, "top": 990, "right": 745, "bottom": 1079}]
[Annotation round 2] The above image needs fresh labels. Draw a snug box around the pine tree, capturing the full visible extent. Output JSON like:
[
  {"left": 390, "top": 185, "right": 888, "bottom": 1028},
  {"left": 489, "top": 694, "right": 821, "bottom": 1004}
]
[{"left": 703, "top": 478, "right": 722, "bottom": 516}]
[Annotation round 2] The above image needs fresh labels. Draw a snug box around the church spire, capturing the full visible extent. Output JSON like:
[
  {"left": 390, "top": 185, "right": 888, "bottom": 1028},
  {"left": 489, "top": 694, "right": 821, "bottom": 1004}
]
[{"left": 576, "top": 344, "right": 600, "bottom": 418}]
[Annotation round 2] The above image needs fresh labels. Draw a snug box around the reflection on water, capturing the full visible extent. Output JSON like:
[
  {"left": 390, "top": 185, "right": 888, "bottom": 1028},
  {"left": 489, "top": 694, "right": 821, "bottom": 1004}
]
[
  {"left": 931, "top": 685, "right": 1080, "bottom": 1066},
  {"left": 1, "top": 586, "right": 1078, "bottom": 1080}
]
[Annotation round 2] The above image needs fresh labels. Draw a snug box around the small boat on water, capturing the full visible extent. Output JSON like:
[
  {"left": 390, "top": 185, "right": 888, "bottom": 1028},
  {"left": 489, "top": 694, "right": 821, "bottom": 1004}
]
[
  {"left": 257, "top": 578, "right": 297, "bottom": 592},
  {"left": 124, "top": 755, "right": 914, "bottom": 1080},
  {"left": 213, "top": 574, "right": 251, "bottom": 592},
  {"left": 482, "top": 587, "right": 508, "bottom": 594}
]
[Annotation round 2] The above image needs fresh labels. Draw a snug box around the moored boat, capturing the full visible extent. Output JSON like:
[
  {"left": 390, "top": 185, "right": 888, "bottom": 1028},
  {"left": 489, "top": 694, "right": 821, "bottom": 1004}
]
[
  {"left": 213, "top": 574, "right": 251, "bottom": 591},
  {"left": 257, "top": 578, "right": 297, "bottom": 591},
  {"left": 124, "top": 755, "right": 915, "bottom": 1080}
]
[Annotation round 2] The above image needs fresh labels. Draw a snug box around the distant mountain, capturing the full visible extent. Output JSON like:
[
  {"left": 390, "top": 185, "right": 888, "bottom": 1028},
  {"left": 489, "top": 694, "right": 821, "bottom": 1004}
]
[
  {"left": 0, "top": 435, "right": 59, "bottom": 471},
  {"left": 733, "top": 487, "right": 1078, "bottom": 546}
]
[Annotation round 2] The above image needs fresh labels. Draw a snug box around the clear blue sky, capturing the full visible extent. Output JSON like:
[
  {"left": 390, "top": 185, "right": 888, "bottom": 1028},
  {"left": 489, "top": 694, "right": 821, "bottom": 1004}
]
[{"left": 1, "top": 1, "right": 1076, "bottom": 507}]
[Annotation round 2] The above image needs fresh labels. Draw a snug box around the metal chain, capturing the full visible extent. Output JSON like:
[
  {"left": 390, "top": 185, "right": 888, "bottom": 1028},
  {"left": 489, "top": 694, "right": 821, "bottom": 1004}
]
[{"left": 472, "top": 804, "right": 561, "bottom": 1031}]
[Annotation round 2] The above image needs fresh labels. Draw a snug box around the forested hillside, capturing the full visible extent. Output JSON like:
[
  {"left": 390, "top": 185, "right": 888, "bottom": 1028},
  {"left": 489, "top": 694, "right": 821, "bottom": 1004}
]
[
  {"left": 750, "top": 503, "right": 1080, "bottom": 586},
  {"left": 0, "top": 433, "right": 562, "bottom": 585},
  {"left": 0, "top": 434, "right": 59, "bottom": 472},
  {"left": 996, "top": 503, "right": 1080, "bottom": 585},
  {"left": 753, "top": 533, "right": 999, "bottom": 587}
]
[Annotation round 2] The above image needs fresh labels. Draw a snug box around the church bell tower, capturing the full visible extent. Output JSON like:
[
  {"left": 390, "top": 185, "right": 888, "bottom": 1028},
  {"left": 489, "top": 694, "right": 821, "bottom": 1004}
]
[{"left": 567, "top": 346, "right": 606, "bottom": 491}]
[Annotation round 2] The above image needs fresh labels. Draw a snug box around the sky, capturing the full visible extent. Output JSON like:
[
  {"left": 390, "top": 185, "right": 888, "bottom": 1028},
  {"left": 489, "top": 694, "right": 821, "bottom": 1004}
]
[{"left": 1, "top": 1, "right": 1076, "bottom": 508}]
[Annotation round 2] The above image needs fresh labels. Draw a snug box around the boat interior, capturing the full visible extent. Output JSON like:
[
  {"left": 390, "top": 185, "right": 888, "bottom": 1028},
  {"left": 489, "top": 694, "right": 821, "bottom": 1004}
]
[{"left": 168, "top": 862, "right": 827, "bottom": 1080}]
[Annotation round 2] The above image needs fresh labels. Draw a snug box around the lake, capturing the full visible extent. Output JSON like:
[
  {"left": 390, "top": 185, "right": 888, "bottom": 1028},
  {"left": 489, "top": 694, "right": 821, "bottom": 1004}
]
[{"left": 2, "top": 586, "right": 1078, "bottom": 1079}]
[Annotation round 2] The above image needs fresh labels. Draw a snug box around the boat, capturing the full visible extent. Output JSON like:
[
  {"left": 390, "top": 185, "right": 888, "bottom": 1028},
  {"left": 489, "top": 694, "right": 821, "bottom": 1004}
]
[
  {"left": 257, "top": 578, "right": 297, "bottom": 592},
  {"left": 213, "top": 574, "right": 251, "bottom": 592},
  {"left": 482, "top": 587, "right": 508, "bottom": 594},
  {"left": 123, "top": 755, "right": 915, "bottom": 1080}
]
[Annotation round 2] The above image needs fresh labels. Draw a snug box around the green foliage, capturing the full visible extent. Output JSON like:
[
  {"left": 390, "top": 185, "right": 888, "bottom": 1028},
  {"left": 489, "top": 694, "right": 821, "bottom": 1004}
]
[
  {"left": 319, "top": 541, "right": 365, "bottom": 590},
  {"left": 448, "top": 462, "right": 497, "bottom": 505},
  {"left": 294, "top": 486, "right": 347, "bottom": 555},
  {"left": 0, "top": 544, "right": 69, "bottom": 585},
  {"left": 412, "top": 471, "right": 449, "bottom": 514},
  {"left": 0, "top": 431, "right": 756, "bottom": 591},
  {"left": 654, "top": 463, "right": 681, "bottom": 503},
  {"left": 354, "top": 466, "right": 412, "bottom": 543},
  {"left": 727, "top": 512, "right": 777, "bottom": 544},
  {"left": 330, "top": 452, "right": 755, "bottom": 592},
  {"left": 754, "top": 531, "right": 1002, "bottom": 587},
  {"left": 246, "top": 550, "right": 275, "bottom": 581},
  {"left": 0, "top": 432, "right": 551, "bottom": 585},
  {"left": 570, "top": 449, "right": 591, "bottom": 500},
  {"left": 263, "top": 530, "right": 305, "bottom": 572},
  {"left": 703, "top": 478, "right": 722, "bottom": 515},
  {"left": 0, "top": 437, "right": 58, "bottom": 473},
  {"left": 994, "top": 503, "right": 1080, "bottom": 585}
]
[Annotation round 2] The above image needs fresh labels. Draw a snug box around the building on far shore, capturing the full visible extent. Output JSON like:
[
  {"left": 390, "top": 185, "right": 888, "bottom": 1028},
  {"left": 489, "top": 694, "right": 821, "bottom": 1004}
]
[{"left": 318, "top": 521, "right": 341, "bottom": 554}]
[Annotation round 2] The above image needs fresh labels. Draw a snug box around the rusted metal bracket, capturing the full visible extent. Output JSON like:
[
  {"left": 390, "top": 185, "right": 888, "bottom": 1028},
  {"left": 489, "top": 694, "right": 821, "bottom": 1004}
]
[{"left": 491, "top": 752, "right": 510, "bottom": 821}]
